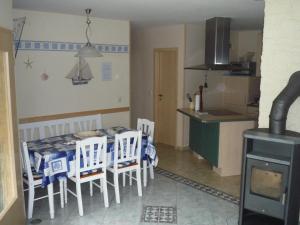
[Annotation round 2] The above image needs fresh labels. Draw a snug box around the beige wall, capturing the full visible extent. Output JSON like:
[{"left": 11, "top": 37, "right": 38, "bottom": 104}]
[
  {"left": 0, "top": 0, "right": 12, "bottom": 30},
  {"left": 131, "top": 24, "right": 185, "bottom": 146},
  {"left": 183, "top": 24, "right": 256, "bottom": 112},
  {"left": 259, "top": 0, "right": 300, "bottom": 131},
  {"left": 183, "top": 24, "right": 226, "bottom": 146},
  {"left": 131, "top": 23, "right": 263, "bottom": 147},
  {"left": 184, "top": 24, "right": 225, "bottom": 110},
  {"left": 13, "top": 9, "right": 130, "bottom": 127},
  {"left": 230, "top": 30, "right": 262, "bottom": 62},
  {"left": 183, "top": 24, "right": 262, "bottom": 146}
]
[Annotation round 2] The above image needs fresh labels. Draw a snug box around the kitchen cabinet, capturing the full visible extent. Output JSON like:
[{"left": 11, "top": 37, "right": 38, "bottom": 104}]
[
  {"left": 189, "top": 118, "right": 219, "bottom": 166},
  {"left": 179, "top": 108, "right": 257, "bottom": 176}
]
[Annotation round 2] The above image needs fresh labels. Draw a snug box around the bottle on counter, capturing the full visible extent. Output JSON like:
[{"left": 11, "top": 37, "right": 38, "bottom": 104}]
[
  {"left": 199, "top": 85, "right": 204, "bottom": 112},
  {"left": 194, "top": 94, "right": 200, "bottom": 112}
]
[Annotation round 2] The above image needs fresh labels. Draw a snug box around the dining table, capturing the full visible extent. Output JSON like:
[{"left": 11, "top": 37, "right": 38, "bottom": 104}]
[{"left": 26, "top": 126, "right": 158, "bottom": 219}]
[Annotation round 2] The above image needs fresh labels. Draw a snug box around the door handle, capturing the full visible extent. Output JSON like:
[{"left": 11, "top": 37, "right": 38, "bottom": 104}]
[{"left": 158, "top": 94, "right": 163, "bottom": 97}]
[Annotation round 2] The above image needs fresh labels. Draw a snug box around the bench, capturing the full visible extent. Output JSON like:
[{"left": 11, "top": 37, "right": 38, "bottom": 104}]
[{"left": 19, "top": 114, "right": 102, "bottom": 142}]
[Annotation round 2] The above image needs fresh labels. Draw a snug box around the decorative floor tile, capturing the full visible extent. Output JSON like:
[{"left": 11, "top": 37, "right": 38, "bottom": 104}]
[
  {"left": 155, "top": 167, "right": 240, "bottom": 205},
  {"left": 142, "top": 205, "right": 177, "bottom": 224}
]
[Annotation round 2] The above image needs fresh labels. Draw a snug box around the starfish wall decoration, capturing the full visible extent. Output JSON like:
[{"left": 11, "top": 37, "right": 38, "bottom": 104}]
[{"left": 24, "top": 56, "right": 33, "bottom": 69}]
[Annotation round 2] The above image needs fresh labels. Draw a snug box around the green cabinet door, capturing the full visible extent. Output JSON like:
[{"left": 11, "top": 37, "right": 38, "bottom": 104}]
[
  {"left": 189, "top": 118, "right": 219, "bottom": 166},
  {"left": 189, "top": 117, "right": 202, "bottom": 155}
]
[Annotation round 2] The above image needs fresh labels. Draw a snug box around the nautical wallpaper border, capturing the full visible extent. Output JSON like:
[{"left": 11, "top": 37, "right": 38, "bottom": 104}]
[{"left": 15, "top": 40, "right": 129, "bottom": 54}]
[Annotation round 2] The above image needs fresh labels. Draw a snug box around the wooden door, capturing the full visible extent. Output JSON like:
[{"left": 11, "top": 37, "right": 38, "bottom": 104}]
[
  {"left": 0, "top": 27, "right": 25, "bottom": 225},
  {"left": 154, "top": 48, "right": 177, "bottom": 146}
]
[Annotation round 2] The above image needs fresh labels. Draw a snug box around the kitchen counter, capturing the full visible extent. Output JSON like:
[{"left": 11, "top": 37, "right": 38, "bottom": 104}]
[
  {"left": 178, "top": 107, "right": 257, "bottom": 176},
  {"left": 177, "top": 108, "right": 258, "bottom": 123}
]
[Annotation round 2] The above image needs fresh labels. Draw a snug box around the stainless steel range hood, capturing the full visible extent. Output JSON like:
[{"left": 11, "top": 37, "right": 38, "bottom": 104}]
[{"left": 185, "top": 17, "right": 231, "bottom": 71}]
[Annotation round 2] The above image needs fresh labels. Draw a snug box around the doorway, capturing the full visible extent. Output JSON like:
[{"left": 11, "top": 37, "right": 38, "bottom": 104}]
[{"left": 154, "top": 48, "right": 178, "bottom": 146}]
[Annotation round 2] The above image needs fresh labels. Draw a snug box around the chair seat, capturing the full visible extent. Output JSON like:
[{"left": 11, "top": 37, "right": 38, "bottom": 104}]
[
  {"left": 107, "top": 161, "right": 138, "bottom": 173},
  {"left": 117, "top": 162, "right": 138, "bottom": 168},
  {"left": 69, "top": 169, "right": 104, "bottom": 181},
  {"left": 23, "top": 168, "right": 43, "bottom": 180},
  {"left": 80, "top": 170, "right": 103, "bottom": 179}
]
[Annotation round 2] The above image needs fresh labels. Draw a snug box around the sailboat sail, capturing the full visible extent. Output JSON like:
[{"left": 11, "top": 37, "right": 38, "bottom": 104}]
[{"left": 66, "top": 58, "right": 94, "bottom": 85}]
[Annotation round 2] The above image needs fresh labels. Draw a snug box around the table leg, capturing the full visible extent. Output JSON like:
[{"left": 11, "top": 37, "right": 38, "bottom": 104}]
[{"left": 47, "top": 183, "right": 55, "bottom": 219}]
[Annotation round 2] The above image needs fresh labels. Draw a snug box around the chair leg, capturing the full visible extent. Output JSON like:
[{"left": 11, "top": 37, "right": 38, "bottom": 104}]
[
  {"left": 100, "top": 179, "right": 103, "bottom": 193},
  {"left": 27, "top": 185, "right": 35, "bottom": 219},
  {"left": 136, "top": 168, "right": 142, "bottom": 197},
  {"left": 122, "top": 172, "right": 126, "bottom": 187},
  {"left": 114, "top": 173, "right": 120, "bottom": 204},
  {"left": 143, "top": 160, "right": 147, "bottom": 187},
  {"left": 102, "top": 178, "right": 109, "bottom": 208},
  {"left": 76, "top": 182, "right": 84, "bottom": 216},
  {"left": 129, "top": 170, "right": 133, "bottom": 186},
  {"left": 59, "top": 179, "right": 64, "bottom": 208},
  {"left": 47, "top": 183, "right": 55, "bottom": 219},
  {"left": 64, "top": 179, "right": 68, "bottom": 204},
  {"left": 89, "top": 181, "right": 93, "bottom": 197},
  {"left": 149, "top": 163, "right": 154, "bottom": 179}
]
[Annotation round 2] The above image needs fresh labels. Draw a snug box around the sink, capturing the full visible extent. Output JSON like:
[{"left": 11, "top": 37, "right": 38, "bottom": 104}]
[{"left": 206, "top": 109, "right": 241, "bottom": 116}]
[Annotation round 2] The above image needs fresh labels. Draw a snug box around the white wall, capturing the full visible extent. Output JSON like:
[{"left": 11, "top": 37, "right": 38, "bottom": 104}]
[
  {"left": 13, "top": 9, "right": 130, "bottom": 127},
  {"left": 259, "top": 0, "right": 300, "bottom": 131},
  {"left": 131, "top": 24, "right": 185, "bottom": 146},
  {"left": 0, "top": 0, "right": 12, "bottom": 29}
]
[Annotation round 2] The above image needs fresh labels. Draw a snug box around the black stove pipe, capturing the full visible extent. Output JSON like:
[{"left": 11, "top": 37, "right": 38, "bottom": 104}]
[{"left": 269, "top": 71, "right": 300, "bottom": 135}]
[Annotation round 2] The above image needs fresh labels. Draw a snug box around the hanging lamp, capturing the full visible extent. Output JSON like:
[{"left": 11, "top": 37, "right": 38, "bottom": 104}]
[{"left": 75, "top": 8, "right": 103, "bottom": 58}]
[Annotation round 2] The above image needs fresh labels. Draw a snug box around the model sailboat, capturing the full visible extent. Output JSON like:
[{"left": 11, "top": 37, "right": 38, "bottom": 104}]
[{"left": 66, "top": 57, "right": 94, "bottom": 85}]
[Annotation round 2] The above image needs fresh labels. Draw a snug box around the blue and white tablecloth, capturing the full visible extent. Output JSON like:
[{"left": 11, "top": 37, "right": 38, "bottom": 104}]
[{"left": 27, "top": 126, "right": 158, "bottom": 187}]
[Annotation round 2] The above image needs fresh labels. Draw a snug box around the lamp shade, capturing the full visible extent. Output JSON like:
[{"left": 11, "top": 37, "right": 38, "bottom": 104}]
[{"left": 75, "top": 42, "right": 103, "bottom": 58}]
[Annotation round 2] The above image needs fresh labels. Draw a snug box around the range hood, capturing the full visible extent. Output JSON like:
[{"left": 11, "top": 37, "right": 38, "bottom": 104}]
[{"left": 185, "top": 17, "right": 231, "bottom": 71}]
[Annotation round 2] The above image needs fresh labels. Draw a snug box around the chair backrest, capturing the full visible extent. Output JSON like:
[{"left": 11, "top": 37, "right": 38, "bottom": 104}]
[
  {"left": 21, "top": 142, "right": 33, "bottom": 182},
  {"left": 113, "top": 131, "right": 142, "bottom": 169},
  {"left": 75, "top": 136, "right": 107, "bottom": 178},
  {"left": 137, "top": 118, "right": 155, "bottom": 141},
  {"left": 19, "top": 114, "right": 103, "bottom": 142}
]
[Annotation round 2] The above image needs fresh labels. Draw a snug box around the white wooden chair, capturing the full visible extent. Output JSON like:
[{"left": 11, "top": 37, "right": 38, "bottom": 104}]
[
  {"left": 107, "top": 131, "right": 143, "bottom": 204},
  {"left": 66, "top": 137, "right": 109, "bottom": 216},
  {"left": 137, "top": 118, "right": 155, "bottom": 187},
  {"left": 19, "top": 114, "right": 103, "bottom": 217},
  {"left": 21, "top": 142, "right": 65, "bottom": 219}
]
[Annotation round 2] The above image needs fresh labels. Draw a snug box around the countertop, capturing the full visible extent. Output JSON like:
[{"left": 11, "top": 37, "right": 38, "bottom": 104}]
[{"left": 177, "top": 108, "right": 258, "bottom": 123}]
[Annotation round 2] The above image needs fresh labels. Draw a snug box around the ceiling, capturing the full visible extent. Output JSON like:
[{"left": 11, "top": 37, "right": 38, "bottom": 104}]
[{"left": 13, "top": 0, "right": 265, "bottom": 30}]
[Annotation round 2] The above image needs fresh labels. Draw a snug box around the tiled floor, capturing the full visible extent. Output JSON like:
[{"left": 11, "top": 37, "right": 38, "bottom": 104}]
[
  {"left": 156, "top": 144, "right": 241, "bottom": 197},
  {"left": 26, "top": 171, "right": 238, "bottom": 225}
]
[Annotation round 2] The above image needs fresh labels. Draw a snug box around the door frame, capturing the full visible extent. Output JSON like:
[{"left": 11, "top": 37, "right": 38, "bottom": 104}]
[
  {"left": 0, "top": 26, "right": 25, "bottom": 225},
  {"left": 153, "top": 48, "right": 178, "bottom": 145}
]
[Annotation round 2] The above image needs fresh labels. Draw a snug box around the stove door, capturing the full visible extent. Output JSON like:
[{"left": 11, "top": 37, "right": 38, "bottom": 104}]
[{"left": 244, "top": 158, "right": 289, "bottom": 219}]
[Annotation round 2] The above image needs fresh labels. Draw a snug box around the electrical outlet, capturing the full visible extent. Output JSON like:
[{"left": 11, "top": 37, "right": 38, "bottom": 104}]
[{"left": 118, "top": 97, "right": 122, "bottom": 103}]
